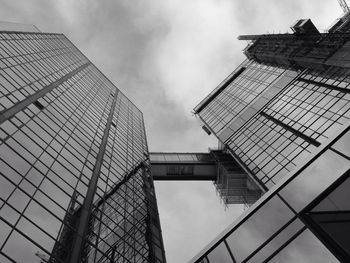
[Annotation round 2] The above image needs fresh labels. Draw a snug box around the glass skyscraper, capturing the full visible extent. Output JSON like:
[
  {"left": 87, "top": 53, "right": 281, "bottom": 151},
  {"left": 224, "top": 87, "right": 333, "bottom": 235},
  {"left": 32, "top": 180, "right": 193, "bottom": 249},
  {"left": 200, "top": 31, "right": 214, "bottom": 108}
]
[
  {"left": 191, "top": 17, "right": 350, "bottom": 262},
  {"left": 1, "top": 8, "right": 350, "bottom": 263},
  {"left": 0, "top": 31, "right": 165, "bottom": 262}
]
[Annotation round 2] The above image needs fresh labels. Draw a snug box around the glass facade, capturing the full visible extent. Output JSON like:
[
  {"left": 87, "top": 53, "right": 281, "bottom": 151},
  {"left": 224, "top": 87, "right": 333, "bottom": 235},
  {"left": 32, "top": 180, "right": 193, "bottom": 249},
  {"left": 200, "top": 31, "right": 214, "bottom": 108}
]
[
  {"left": 2, "top": 13, "right": 350, "bottom": 263},
  {"left": 192, "top": 126, "right": 350, "bottom": 263},
  {"left": 226, "top": 66, "right": 350, "bottom": 188},
  {"left": 195, "top": 32, "right": 350, "bottom": 190},
  {"left": 192, "top": 18, "right": 350, "bottom": 263},
  {"left": 150, "top": 152, "right": 214, "bottom": 163},
  {"left": 195, "top": 60, "right": 285, "bottom": 135},
  {"left": 0, "top": 31, "right": 165, "bottom": 262}
]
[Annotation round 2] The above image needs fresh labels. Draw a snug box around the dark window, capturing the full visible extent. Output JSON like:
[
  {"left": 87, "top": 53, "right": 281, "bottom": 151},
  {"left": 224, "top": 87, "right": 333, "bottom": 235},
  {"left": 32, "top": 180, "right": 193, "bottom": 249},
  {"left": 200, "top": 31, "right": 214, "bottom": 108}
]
[
  {"left": 33, "top": 100, "right": 44, "bottom": 110},
  {"left": 303, "top": 171, "right": 350, "bottom": 262},
  {"left": 167, "top": 165, "right": 194, "bottom": 175}
]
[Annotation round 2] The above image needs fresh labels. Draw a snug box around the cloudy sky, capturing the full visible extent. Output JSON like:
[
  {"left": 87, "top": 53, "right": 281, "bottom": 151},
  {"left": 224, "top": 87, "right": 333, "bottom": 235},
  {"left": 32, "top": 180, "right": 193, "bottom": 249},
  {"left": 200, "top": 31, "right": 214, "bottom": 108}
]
[{"left": 0, "top": 0, "right": 342, "bottom": 262}]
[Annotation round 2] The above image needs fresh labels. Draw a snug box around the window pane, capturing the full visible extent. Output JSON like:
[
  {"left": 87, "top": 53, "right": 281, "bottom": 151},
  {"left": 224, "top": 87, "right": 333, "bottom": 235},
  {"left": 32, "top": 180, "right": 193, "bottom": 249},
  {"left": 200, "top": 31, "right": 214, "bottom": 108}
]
[
  {"left": 269, "top": 230, "right": 339, "bottom": 263},
  {"left": 207, "top": 242, "right": 233, "bottom": 263},
  {"left": 280, "top": 150, "right": 349, "bottom": 212},
  {"left": 305, "top": 175, "right": 350, "bottom": 260},
  {"left": 332, "top": 130, "right": 350, "bottom": 158},
  {"left": 2, "top": 231, "right": 49, "bottom": 263},
  {"left": 226, "top": 196, "right": 293, "bottom": 262},
  {"left": 248, "top": 219, "right": 304, "bottom": 263}
]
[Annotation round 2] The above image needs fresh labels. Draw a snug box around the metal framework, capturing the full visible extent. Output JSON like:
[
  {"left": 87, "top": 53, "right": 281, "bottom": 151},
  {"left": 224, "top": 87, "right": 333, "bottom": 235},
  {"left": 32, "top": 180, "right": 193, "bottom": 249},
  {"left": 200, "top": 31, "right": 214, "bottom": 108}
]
[
  {"left": 150, "top": 151, "right": 262, "bottom": 206},
  {"left": 0, "top": 31, "right": 165, "bottom": 263}
]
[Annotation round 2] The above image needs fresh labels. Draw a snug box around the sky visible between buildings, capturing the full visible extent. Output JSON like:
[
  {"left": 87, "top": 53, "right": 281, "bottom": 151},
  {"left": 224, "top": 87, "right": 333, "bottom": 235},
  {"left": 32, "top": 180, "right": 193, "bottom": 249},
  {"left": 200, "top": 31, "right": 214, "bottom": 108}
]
[{"left": 0, "top": 0, "right": 343, "bottom": 262}]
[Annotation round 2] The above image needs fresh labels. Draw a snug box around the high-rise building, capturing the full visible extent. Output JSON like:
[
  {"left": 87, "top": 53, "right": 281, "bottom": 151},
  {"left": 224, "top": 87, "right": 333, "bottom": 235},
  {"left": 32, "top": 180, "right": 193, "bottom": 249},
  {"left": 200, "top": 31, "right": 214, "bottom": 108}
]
[
  {"left": 0, "top": 30, "right": 165, "bottom": 262},
  {"left": 190, "top": 16, "right": 350, "bottom": 263},
  {"left": 2, "top": 7, "right": 350, "bottom": 263}
]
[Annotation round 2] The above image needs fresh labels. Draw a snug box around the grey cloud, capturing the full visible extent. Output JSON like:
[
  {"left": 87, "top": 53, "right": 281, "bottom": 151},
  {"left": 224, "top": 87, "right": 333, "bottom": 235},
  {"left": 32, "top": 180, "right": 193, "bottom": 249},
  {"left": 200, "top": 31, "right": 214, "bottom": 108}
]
[{"left": 0, "top": 0, "right": 341, "bottom": 262}]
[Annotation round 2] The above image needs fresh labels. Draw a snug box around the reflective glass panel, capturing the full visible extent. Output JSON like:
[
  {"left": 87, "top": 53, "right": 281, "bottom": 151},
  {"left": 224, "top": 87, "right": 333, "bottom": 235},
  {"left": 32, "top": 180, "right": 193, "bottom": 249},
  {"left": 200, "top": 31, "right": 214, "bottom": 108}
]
[
  {"left": 247, "top": 219, "right": 304, "bottom": 263},
  {"left": 207, "top": 242, "right": 233, "bottom": 263},
  {"left": 226, "top": 196, "right": 293, "bottom": 262},
  {"left": 280, "top": 150, "right": 349, "bottom": 212},
  {"left": 332, "top": 129, "right": 350, "bottom": 158},
  {"left": 269, "top": 229, "right": 339, "bottom": 263},
  {"left": 305, "top": 175, "right": 350, "bottom": 261}
]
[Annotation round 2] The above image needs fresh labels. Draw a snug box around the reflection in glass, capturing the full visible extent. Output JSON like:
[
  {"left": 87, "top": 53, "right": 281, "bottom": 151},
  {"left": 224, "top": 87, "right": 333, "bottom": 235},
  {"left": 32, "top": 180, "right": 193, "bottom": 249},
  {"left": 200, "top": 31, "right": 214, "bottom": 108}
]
[
  {"left": 305, "top": 174, "right": 350, "bottom": 261},
  {"left": 2, "top": 231, "right": 49, "bottom": 263},
  {"left": 280, "top": 150, "right": 349, "bottom": 212},
  {"left": 207, "top": 242, "right": 233, "bottom": 263},
  {"left": 226, "top": 196, "right": 293, "bottom": 262},
  {"left": 332, "top": 129, "right": 350, "bottom": 157},
  {"left": 269, "top": 229, "right": 339, "bottom": 263},
  {"left": 247, "top": 219, "right": 304, "bottom": 263}
]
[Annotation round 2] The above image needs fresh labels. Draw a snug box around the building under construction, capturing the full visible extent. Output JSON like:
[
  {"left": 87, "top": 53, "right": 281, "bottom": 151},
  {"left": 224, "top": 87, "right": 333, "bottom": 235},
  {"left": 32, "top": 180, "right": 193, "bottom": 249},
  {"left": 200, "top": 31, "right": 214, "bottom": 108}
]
[
  {"left": 0, "top": 1, "right": 350, "bottom": 263},
  {"left": 190, "top": 4, "right": 350, "bottom": 263}
]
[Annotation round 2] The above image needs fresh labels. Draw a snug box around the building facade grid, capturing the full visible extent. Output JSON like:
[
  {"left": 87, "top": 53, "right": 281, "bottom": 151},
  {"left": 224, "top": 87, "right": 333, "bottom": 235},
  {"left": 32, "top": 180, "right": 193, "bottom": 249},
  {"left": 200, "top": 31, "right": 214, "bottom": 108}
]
[
  {"left": 226, "top": 65, "right": 350, "bottom": 188},
  {"left": 0, "top": 31, "right": 165, "bottom": 263},
  {"left": 193, "top": 125, "right": 350, "bottom": 263},
  {"left": 197, "top": 60, "right": 285, "bottom": 135},
  {"left": 192, "top": 16, "right": 350, "bottom": 262}
]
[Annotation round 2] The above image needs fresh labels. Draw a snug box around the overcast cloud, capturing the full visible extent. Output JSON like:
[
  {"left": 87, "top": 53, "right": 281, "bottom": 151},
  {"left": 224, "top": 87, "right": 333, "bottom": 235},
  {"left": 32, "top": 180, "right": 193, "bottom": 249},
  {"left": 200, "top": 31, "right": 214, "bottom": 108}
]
[{"left": 0, "top": 0, "right": 342, "bottom": 262}]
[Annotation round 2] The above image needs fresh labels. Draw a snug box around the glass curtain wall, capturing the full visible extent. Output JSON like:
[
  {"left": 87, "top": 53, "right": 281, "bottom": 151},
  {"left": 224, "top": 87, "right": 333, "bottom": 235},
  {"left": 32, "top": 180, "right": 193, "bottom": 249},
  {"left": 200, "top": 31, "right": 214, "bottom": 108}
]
[
  {"left": 193, "top": 127, "right": 350, "bottom": 263},
  {"left": 0, "top": 31, "right": 165, "bottom": 263}
]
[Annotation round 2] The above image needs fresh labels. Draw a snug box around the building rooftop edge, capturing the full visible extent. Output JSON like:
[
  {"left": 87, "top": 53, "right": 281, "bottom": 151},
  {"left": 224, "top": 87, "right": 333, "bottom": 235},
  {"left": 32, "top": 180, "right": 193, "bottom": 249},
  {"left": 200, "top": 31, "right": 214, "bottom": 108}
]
[{"left": 193, "top": 59, "right": 249, "bottom": 114}]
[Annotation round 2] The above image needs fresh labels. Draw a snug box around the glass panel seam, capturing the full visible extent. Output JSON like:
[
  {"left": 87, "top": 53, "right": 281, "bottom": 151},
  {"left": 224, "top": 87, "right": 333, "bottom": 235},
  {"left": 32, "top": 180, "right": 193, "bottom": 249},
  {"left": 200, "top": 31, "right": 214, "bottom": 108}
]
[{"left": 0, "top": 62, "right": 91, "bottom": 124}]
